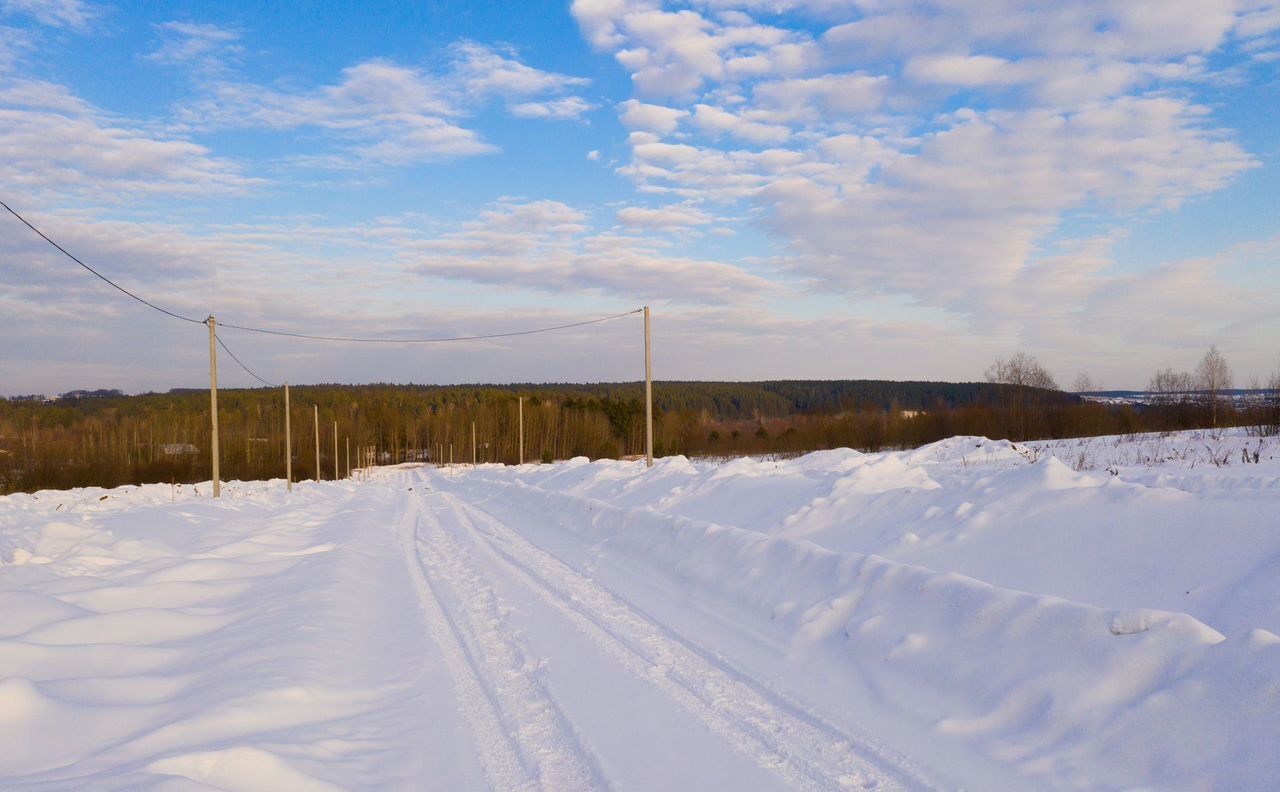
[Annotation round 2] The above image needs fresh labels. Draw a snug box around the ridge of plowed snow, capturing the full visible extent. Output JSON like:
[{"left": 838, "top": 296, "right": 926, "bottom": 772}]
[{"left": 1, "top": 428, "right": 1277, "bottom": 790}]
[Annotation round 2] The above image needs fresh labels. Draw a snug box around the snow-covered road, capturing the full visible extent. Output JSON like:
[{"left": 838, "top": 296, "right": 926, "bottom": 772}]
[
  {"left": 2, "top": 429, "right": 1278, "bottom": 790},
  {"left": 402, "top": 482, "right": 911, "bottom": 791}
]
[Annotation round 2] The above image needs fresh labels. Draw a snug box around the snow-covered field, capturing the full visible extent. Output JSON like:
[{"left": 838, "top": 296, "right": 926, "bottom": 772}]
[{"left": 1, "top": 429, "right": 1277, "bottom": 790}]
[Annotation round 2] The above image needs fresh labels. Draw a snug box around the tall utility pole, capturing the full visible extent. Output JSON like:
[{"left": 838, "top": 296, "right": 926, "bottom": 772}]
[
  {"left": 518, "top": 396, "right": 524, "bottom": 465},
  {"left": 471, "top": 421, "right": 476, "bottom": 466},
  {"left": 644, "top": 305, "right": 654, "bottom": 469},
  {"left": 333, "top": 421, "right": 338, "bottom": 480},
  {"left": 346, "top": 437, "right": 350, "bottom": 479},
  {"left": 207, "top": 316, "right": 220, "bottom": 497},
  {"left": 284, "top": 383, "right": 292, "bottom": 492},
  {"left": 313, "top": 405, "right": 320, "bottom": 481}
]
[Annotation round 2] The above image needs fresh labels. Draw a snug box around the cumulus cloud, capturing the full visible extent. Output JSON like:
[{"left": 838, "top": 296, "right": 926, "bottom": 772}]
[
  {"left": 4, "top": 1, "right": 1276, "bottom": 391},
  {"left": 448, "top": 40, "right": 589, "bottom": 98},
  {"left": 509, "top": 96, "right": 595, "bottom": 120},
  {"left": 750, "top": 72, "right": 888, "bottom": 122},
  {"left": 170, "top": 61, "right": 491, "bottom": 166},
  {"left": 616, "top": 203, "right": 713, "bottom": 229},
  {"left": 0, "top": 79, "right": 259, "bottom": 199},
  {"left": 577, "top": 1, "right": 819, "bottom": 97},
  {"left": 408, "top": 198, "right": 775, "bottom": 303},
  {"left": 583, "top": 1, "right": 1267, "bottom": 326},
  {"left": 756, "top": 98, "right": 1257, "bottom": 308},
  {"left": 691, "top": 103, "right": 789, "bottom": 143},
  {"left": 165, "top": 42, "right": 594, "bottom": 166},
  {"left": 618, "top": 98, "right": 688, "bottom": 133}
]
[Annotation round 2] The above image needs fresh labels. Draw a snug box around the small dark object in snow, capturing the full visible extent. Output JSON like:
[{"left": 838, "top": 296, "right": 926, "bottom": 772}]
[{"left": 99, "top": 495, "right": 108, "bottom": 501}]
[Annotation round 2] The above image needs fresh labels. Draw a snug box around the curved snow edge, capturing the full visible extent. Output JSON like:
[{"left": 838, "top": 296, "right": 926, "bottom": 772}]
[{"left": 460, "top": 478, "right": 1280, "bottom": 790}]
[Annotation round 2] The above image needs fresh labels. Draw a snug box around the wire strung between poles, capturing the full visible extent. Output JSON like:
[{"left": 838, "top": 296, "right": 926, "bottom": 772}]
[
  {"left": 1, "top": 199, "right": 205, "bottom": 325},
  {"left": 4, "top": 198, "right": 642, "bottom": 345},
  {"left": 216, "top": 308, "right": 643, "bottom": 343},
  {"left": 215, "top": 335, "right": 276, "bottom": 388}
]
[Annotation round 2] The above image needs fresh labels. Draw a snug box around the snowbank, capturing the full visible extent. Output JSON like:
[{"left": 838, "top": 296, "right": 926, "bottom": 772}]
[
  {"left": 1, "top": 429, "right": 1277, "bottom": 790},
  {"left": 449, "top": 429, "right": 1280, "bottom": 789}
]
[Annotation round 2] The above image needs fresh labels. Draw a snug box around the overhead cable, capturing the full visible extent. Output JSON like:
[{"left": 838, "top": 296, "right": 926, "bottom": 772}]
[
  {"left": 217, "top": 308, "right": 643, "bottom": 343},
  {"left": 215, "top": 335, "right": 277, "bottom": 388},
  {"left": 4, "top": 198, "right": 643, "bottom": 345},
  {"left": 1, "top": 199, "right": 205, "bottom": 325}
]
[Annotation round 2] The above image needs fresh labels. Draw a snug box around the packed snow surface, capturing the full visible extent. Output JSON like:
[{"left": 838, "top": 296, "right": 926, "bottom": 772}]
[{"left": 1, "top": 428, "right": 1277, "bottom": 790}]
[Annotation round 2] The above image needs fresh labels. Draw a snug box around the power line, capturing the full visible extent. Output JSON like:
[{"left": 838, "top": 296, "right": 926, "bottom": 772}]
[
  {"left": 4, "top": 197, "right": 642, "bottom": 344},
  {"left": 1, "top": 199, "right": 205, "bottom": 325},
  {"left": 216, "top": 335, "right": 276, "bottom": 388},
  {"left": 217, "top": 308, "right": 643, "bottom": 343}
]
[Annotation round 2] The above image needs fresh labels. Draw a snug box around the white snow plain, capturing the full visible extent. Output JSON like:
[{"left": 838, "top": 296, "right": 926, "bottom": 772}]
[{"left": 0, "top": 428, "right": 1277, "bottom": 790}]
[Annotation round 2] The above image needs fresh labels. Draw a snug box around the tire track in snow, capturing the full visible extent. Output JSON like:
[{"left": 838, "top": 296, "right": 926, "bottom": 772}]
[
  {"left": 394, "top": 486, "right": 608, "bottom": 792},
  {"left": 433, "top": 489, "right": 916, "bottom": 792}
]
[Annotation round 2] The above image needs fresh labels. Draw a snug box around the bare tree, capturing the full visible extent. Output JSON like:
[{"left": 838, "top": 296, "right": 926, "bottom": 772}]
[
  {"left": 984, "top": 352, "right": 1059, "bottom": 439},
  {"left": 1261, "top": 357, "right": 1280, "bottom": 436},
  {"left": 1195, "top": 345, "right": 1233, "bottom": 430},
  {"left": 1147, "top": 367, "right": 1194, "bottom": 405},
  {"left": 1071, "top": 372, "right": 1096, "bottom": 394},
  {"left": 984, "top": 352, "right": 1059, "bottom": 390}
]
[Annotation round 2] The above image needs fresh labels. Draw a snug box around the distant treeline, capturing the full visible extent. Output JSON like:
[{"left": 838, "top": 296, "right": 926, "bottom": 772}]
[{"left": 1, "top": 379, "right": 1274, "bottom": 494}]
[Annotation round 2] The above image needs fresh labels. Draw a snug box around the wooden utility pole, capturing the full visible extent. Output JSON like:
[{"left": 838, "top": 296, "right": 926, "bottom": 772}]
[
  {"left": 471, "top": 421, "right": 476, "bottom": 466},
  {"left": 346, "top": 437, "right": 350, "bottom": 479},
  {"left": 207, "top": 316, "right": 220, "bottom": 498},
  {"left": 644, "top": 305, "right": 654, "bottom": 469},
  {"left": 284, "top": 383, "right": 292, "bottom": 492},
  {"left": 313, "top": 405, "right": 320, "bottom": 481},
  {"left": 333, "top": 421, "right": 338, "bottom": 480},
  {"left": 518, "top": 396, "right": 524, "bottom": 465}
]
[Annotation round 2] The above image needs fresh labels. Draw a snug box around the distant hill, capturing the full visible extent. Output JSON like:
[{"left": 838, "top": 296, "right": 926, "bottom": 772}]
[
  {"left": 7, "top": 379, "right": 1071, "bottom": 420},
  {"left": 138, "top": 379, "right": 1064, "bottom": 419}
]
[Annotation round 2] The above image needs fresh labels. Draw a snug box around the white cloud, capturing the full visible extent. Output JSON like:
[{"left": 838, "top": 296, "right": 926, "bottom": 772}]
[
  {"left": 147, "top": 21, "right": 242, "bottom": 75},
  {"left": 4, "top": 1, "right": 1276, "bottom": 391},
  {"left": 173, "top": 62, "right": 491, "bottom": 166},
  {"left": 0, "top": 78, "right": 259, "bottom": 199},
  {"left": 755, "top": 97, "right": 1257, "bottom": 314},
  {"left": 1236, "top": 1, "right": 1280, "bottom": 38},
  {"left": 2, "top": 0, "right": 94, "bottom": 30},
  {"left": 509, "top": 96, "right": 595, "bottom": 120},
  {"left": 618, "top": 98, "right": 688, "bottom": 134},
  {"left": 448, "top": 40, "right": 589, "bottom": 98},
  {"left": 823, "top": 0, "right": 1239, "bottom": 61},
  {"left": 0, "top": 25, "right": 32, "bottom": 71},
  {"left": 616, "top": 203, "right": 713, "bottom": 229},
  {"left": 575, "top": 2, "right": 819, "bottom": 97},
  {"left": 588, "top": 0, "right": 1269, "bottom": 369},
  {"left": 167, "top": 42, "right": 594, "bottom": 167},
  {"left": 408, "top": 198, "right": 774, "bottom": 303},
  {"left": 750, "top": 72, "right": 888, "bottom": 122},
  {"left": 691, "top": 103, "right": 790, "bottom": 143}
]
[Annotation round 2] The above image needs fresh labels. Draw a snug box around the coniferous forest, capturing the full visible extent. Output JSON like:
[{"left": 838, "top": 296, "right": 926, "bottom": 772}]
[{"left": 1, "top": 379, "right": 1273, "bottom": 495}]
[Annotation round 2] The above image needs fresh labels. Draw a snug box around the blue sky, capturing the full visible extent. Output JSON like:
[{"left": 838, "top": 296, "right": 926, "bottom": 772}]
[{"left": 2, "top": 0, "right": 1278, "bottom": 394}]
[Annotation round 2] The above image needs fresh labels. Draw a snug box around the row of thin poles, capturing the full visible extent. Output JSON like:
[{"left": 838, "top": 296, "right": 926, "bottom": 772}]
[{"left": 204, "top": 307, "right": 654, "bottom": 497}]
